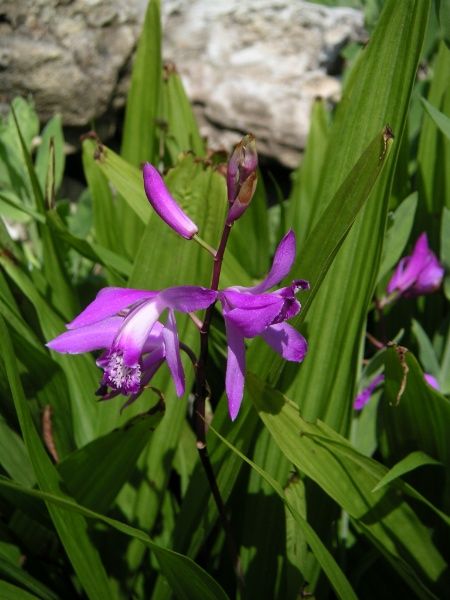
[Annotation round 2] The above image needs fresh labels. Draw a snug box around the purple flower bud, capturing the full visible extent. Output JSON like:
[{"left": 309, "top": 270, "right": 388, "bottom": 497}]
[
  {"left": 387, "top": 233, "right": 444, "bottom": 298},
  {"left": 143, "top": 163, "right": 199, "bottom": 240},
  {"left": 226, "top": 134, "right": 258, "bottom": 224}
]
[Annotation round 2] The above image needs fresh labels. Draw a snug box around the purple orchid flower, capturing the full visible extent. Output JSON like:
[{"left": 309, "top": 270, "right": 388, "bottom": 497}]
[
  {"left": 354, "top": 370, "right": 440, "bottom": 410},
  {"left": 387, "top": 233, "right": 444, "bottom": 298},
  {"left": 143, "top": 163, "right": 199, "bottom": 239},
  {"left": 47, "top": 286, "right": 217, "bottom": 406},
  {"left": 218, "top": 230, "right": 308, "bottom": 420}
]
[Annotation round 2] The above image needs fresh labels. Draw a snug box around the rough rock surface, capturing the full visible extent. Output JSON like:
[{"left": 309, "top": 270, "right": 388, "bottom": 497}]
[
  {"left": 0, "top": 0, "right": 142, "bottom": 138},
  {"left": 0, "top": 0, "right": 365, "bottom": 165},
  {"left": 162, "top": 0, "right": 365, "bottom": 166}
]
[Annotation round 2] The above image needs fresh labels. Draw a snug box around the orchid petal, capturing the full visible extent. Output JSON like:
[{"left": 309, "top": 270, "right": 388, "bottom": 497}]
[
  {"left": 414, "top": 256, "right": 445, "bottom": 293},
  {"left": 68, "top": 288, "right": 157, "bottom": 329},
  {"left": 47, "top": 317, "right": 123, "bottom": 353},
  {"left": 261, "top": 322, "right": 308, "bottom": 362},
  {"left": 143, "top": 163, "right": 199, "bottom": 239},
  {"left": 162, "top": 310, "right": 185, "bottom": 397},
  {"left": 159, "top": 286, "right": 217, "bottom": 313},
  {"left": 224, "top": 319, "right": 246, "bottom": 421},
  {"left": 246, "top": 230, "right": 296, "bottom": 293},
  {"left": 223, "top": 292, "right": 285, "bottom": 337},
  {"left": 115, "top": 298, "right": 163, "bottom": 366}
]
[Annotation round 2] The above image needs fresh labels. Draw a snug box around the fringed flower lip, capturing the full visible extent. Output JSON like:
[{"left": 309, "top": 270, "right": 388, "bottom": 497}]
[
  {"left": 47, "top": 286, "right": 217, "bottom": 406},
  {"left": 218, "top": 230, "right": 309, "bottom": 420}
]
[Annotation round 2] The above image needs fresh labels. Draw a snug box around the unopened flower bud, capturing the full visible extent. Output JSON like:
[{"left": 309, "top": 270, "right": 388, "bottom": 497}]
[
  {"left": 226, "top": 134, "right": 258, "bottom": 217},
  {"left": 226, "top": 171, "right": 257, "bottom": 225},
  {"left": 143, "top": 163, "right": 199, "bottom": 239}
]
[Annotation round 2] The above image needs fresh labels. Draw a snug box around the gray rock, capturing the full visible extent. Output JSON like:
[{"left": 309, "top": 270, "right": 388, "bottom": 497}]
[
  {"left": 0, "top": 0, "right": 365, "bottom": 165},
  {"left": 162, "top": 0, "right": 365, "bottom": 166},
  {"left": 0, "top": 0, "right": 139, "bottom": 139}
]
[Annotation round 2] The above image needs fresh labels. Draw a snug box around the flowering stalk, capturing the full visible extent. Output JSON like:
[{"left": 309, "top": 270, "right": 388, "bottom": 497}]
[{"left": 191, "top": 219, "right": 246, "bottom": 588}]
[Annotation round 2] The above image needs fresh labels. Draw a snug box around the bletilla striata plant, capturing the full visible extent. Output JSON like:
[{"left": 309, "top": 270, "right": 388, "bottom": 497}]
[{"left": 48, "top": 135, "right": 309, "bottom": 421}]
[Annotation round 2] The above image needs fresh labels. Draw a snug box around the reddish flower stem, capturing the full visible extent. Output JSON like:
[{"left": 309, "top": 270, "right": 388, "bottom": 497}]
[{"left": 192, "top": 222, "right": 245, "bottom": 592}]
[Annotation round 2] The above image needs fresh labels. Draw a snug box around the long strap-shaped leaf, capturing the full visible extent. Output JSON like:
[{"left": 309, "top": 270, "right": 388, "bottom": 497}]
[
  {"left": 207, "top": 423, "right": 358, "bottom": 600},
  {"left": 0, "top": 476, "right": 229, "bottom": 600},
  {"left": 0, "top": 316, "right": 115, "bottom": 600},
  {"left": 248, "top": 374, "right": 447, "bottom": 597}
]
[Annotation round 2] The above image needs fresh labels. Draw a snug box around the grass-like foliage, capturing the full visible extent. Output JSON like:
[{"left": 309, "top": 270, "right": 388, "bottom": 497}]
[{"left": 0, "top": 1, "right": 449, "bottom": 598}]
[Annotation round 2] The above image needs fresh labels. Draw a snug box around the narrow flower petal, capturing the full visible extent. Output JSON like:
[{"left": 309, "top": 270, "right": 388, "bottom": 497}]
[
  {"left": 162, "top": 310, "right": 185, "bottom": 397},
  {"left": 143, "top": 163, "right": 199, "bottom": 239},
  {"left": 261, "top": 322, "right": 308, "bottom": 362},
  {"left": 68, "top": 288, "right": 156, "bottom": 329},
  {"left": 47, "top": 317, "right": 123, "bottom": 353},
  {"left": 225, "top": 319, "right": 246, "bottom": 420},
  {"left": 246, "top": 230, "right": 297, "bottom": 293},
  {"left": 159, "top": 286, "right": 217, "bottom": 313}
]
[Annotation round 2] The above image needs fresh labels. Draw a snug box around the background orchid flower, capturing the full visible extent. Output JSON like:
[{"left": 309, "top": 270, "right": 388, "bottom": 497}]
[
  {"left": 387, "top": 232, "right": 444, "bottom": 298},
  {"left": 218, "top": 230, "right": 308, "bottom": 420},
  {"left": 143, "top": 163, "right": 199, "bottom": 239},
  {"left": 47, "top": 286, "right": 217, "bottom": 406},
  {"left": 353, "top": 373, "right": 385, "bottom": 410}
]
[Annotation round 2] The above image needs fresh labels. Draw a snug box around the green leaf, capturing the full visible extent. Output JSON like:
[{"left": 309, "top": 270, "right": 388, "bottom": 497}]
[
  {"left": 372, "top": 451, "right": 442, "bottom": 492},
  {"left": 441, "top": 206, "right": 450, "bottom": 302},
  {"left": 0, "top": 477, "right": 229, "bottom": 600},
  {"left": 121, "top": 0, "right": 162, "bottom": 166},
  {"left": 10, "top": 107, "right": 78, "bottom": 320},
  {"left": 382, "top": 346, "right": 450, "bottom": 468},
  {"left": 288, "top": 99, "right": 329, "bottom": 248},
  {"left": 0, "top": 255, "right": 107, "bottom": 446},
  {"left": 46, "top": 210, "right": 132, "bottom": 279},
  {"left": 377, "top": 192, "right": 418, "bottom": 284},
  {"left": 84, "top": 140, "right": 150, "bottom": 225},
  {"left": 35, "top": 115, "right": 65, "bottom": 195},
  {"left": 0, "top": 555, "right": 58, "bottom": 600},
  {"left": 411, "top": 318, "right": 441, "bottom": 377},
  {"left": 161, "top": 66, "right": 205, "bottom": 162},
  {"left": 421, "top": 97, "right": 450, "bottom": 140},
  {"left": 417, "top": 41, "right": 450, "bottom": 216},
  {"left": 59, "top": 404, "right": 164, "bottom": 513},
  {"left": 436, "top": 0, "right": 450, "bottom": 47},
  {"left": 0, "top": 579, "right": 41, "bottom": 600},
  {"left": 0, "top": 316, "right": 115, "bottom": 600},
  {"left": 207, "top": 423, "right": 358, "bottom": 600},
  {"left": 248, "top": 374, "right": 448, "bottom": 595},
  {"left": 82, "top": 140, "right": 122, "bottom": 257},
  {"left": 0, "top": 417, "right": 35, "bottom": 487}
]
